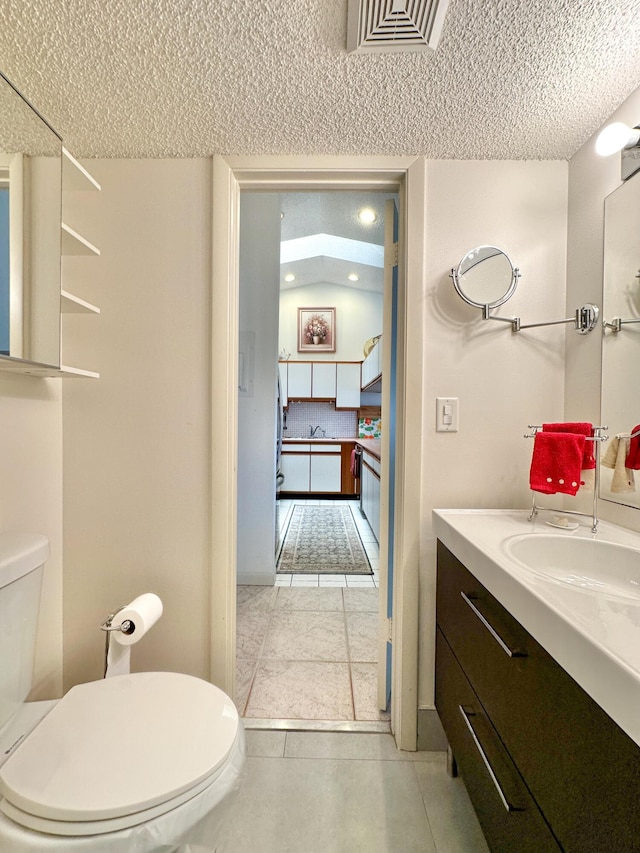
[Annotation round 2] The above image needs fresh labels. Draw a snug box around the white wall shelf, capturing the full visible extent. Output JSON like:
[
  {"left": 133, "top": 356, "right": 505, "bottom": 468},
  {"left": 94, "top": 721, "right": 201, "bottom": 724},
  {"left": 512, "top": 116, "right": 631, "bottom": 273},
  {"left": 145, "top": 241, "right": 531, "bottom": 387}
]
[
  {"left": 60, "top": 152, "right": 101, "bottom": 377},
  {"left": 0, "top": 355, "right": 99, "bottom": 378},
  {"left": 0, "top": 151, "right": 101, "bottom": 378},
  {"left": 61, "top": 222, "right": 100, "bottom": 257},
  {"left": 62, "top": 147, "right": 101, "bottom": 192},
  {"left": 61, "top": 290, "right": 100, "bottom": 315}
]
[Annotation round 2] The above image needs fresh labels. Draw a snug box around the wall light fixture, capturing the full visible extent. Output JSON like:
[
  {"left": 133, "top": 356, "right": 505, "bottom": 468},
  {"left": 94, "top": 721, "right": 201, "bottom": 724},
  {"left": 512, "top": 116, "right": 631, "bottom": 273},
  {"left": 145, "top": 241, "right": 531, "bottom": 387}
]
[{"left": 595, "top": 121, "right": 640, "bottom": 180}]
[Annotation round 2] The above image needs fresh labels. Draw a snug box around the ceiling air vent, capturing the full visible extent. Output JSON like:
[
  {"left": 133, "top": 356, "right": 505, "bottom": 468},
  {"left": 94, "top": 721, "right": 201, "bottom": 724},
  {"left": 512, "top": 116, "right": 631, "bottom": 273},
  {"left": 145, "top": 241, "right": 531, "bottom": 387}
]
[{"left": 347, "top": 0, "right": 450, "bottom": 54}]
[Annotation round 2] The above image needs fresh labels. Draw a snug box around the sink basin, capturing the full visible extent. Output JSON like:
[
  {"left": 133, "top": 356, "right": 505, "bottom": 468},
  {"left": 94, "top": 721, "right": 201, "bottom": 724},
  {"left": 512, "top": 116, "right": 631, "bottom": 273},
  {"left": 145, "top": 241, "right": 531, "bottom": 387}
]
[{"left": 505, "top": 534, "right": 640, "bottom": 600}]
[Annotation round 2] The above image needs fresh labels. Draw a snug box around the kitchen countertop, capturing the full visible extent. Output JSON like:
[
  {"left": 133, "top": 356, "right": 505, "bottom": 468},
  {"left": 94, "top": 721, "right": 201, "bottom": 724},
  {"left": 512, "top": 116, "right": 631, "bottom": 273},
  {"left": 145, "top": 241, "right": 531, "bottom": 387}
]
[
  {"left": 356, "top": 439, "right": 381, "bottom": 459},
  {"left": 283, "top": 437, "right": 353, "bottom": 444},
  {"left": 281, "top": 437, "right": 381, "bottom": 460},
  {"left": 433, "top": 508, "right": 640, "bottom": 749}
]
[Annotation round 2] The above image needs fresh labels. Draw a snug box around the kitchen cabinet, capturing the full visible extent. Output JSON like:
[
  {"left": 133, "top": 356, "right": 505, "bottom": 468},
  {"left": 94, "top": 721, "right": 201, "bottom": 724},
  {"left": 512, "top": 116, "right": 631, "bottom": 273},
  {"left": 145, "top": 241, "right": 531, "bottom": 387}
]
[
  {"left": 311, "top": 362, "right": 336, "bottom": 398},
  {"left": 281, "top": 443, "right": 341, "bottom": 493},
  {"left": 436, "top": 541, "right": 640, "bottom": 853},
  {"left": 287, "top": 362, "right": 312, "bottom": 398},
  {"left": 280, "top": 448, "right": 312, "bottom": 491},
  {"left": 360, "top": 446, "right": 380, "bottom": 542},
  {"left": 336, "top": 362, "right": 361, "bottom": 408},
  {"left": 281, "top": 441, "right": 359, "bottom": 495},
  {"left": 310, "top": 453, "right": 341, "bottom": 491},
  {"left": 278, "top": 362, "right": 288, "bottom": 407},
  {"left": 361, "top": 336, "right": 381, "bottom": 390},
  {"left": 280, "top": 361, "right": 361, "bottom": 407},
  {"left": 340, "top": 441, "right": 359, "bottom": 496}
]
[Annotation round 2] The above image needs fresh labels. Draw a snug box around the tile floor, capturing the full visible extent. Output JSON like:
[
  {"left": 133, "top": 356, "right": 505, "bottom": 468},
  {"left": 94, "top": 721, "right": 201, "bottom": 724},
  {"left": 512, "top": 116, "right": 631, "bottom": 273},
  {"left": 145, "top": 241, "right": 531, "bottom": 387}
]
[
  {"left": 214, "top": 730, "right": 490, "bottom": 853},
  {"left": 236, "top": 584, "right": 388, "bottom": 725},
  {"left": 226, "top": 500, "right": 490, "bottom": 852},
  {"left": 236, "top": 498, "right": 385, "bottom": 724}
]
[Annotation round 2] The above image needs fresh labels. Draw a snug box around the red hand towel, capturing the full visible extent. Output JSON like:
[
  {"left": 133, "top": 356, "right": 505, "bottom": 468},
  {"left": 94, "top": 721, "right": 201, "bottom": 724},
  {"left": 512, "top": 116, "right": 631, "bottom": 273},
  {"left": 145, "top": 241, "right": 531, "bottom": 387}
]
[
  {"left": 530, "top": 432, "right": 586, "bottom": 496},
  {"left": 542, "top": 422, "right": 595, "bottom": 469},
  {"left": 350, "top": 448, "right": 361, "bottom": 478},
  {"left": 625, "top": 425, "right": 640, "bottom": 470}
]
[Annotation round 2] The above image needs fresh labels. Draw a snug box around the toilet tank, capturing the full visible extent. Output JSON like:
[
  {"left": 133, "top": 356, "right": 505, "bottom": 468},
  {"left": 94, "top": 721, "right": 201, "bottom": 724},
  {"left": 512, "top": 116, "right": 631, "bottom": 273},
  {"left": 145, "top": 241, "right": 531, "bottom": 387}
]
[{"left": 0, "top": 533, "right": 50, "bottom": 731}]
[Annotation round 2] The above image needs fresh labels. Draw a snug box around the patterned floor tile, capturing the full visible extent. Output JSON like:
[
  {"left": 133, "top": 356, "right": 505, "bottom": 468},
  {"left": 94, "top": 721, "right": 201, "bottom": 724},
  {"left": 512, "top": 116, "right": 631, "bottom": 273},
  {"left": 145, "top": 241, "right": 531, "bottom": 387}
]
[
  {"left": 245, "top": 660, "right": 354, "bottom": 720},
  {"left": 262, "top": 610, "right": 348, "bottom": 661}
]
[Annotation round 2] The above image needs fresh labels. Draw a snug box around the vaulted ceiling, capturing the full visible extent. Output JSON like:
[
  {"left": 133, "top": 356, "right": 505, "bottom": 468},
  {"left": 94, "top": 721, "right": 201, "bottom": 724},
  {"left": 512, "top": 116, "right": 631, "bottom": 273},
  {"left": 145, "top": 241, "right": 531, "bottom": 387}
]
[{"left": 2, "top": 0, "right": 640, "bottom": 159}]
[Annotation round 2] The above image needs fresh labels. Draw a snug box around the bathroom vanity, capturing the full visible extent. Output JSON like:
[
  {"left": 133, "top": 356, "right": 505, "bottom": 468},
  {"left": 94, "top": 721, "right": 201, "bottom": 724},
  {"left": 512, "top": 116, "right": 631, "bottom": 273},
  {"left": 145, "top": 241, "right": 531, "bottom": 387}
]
[{"left": 433, "top": 509, "right": 640, "bottom": 853}]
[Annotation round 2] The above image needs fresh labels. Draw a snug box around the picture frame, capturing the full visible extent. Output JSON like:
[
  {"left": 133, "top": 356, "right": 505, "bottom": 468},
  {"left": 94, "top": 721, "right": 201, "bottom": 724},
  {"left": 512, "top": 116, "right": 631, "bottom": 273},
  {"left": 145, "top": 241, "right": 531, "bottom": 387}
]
[{"left": 297, "top": 307, "right": 336, "bottom": 352}]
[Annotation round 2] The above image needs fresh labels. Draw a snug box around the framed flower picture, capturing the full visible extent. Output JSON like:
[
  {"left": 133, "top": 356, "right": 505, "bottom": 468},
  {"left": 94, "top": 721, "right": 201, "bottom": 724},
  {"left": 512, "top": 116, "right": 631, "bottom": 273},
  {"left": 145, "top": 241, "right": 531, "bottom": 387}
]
[{"left": 298, "top": 308, "right": 336, "bottom": 352}]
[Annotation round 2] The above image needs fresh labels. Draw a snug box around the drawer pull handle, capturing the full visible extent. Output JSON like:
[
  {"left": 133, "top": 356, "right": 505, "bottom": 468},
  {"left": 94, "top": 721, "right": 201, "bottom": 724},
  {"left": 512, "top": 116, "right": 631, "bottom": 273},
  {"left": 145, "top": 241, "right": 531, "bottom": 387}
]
[
  {"left": 460, "top": 591, "right": 526, "bottom": 658},
  {"left": 458, "top": 705, "right": 522, "bottom": 813}
]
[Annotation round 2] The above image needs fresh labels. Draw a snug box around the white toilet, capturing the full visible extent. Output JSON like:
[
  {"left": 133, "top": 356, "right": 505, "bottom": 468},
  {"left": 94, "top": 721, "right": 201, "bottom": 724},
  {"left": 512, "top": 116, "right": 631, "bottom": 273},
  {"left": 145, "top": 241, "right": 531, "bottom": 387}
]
[{"left": 0, "top": 533, "right": 244, "bottom": 852}]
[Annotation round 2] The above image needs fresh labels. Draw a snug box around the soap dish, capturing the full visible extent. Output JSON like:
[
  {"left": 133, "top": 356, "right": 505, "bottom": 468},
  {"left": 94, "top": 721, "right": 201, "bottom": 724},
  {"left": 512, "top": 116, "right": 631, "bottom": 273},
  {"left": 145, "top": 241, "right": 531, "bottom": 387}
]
[{"left": 546, "top": 517, "right": 579, "bottom": 531}]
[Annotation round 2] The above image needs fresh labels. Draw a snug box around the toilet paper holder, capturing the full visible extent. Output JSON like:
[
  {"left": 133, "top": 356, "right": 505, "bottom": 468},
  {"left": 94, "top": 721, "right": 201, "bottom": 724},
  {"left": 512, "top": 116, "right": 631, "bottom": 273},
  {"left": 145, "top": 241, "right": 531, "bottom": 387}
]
[
  {"left": 100, "top": 605, "right": 135, "bottom": 636},
  {"left": 100, "top": 605, "right": 135, "bottom": 678}
]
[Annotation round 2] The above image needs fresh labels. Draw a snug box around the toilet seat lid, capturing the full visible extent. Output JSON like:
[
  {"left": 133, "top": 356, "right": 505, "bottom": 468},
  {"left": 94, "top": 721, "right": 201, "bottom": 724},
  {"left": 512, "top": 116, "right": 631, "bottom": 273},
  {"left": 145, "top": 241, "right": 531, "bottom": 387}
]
[{"left": 0, "top": 672, "right": 239, "bottom": 823}]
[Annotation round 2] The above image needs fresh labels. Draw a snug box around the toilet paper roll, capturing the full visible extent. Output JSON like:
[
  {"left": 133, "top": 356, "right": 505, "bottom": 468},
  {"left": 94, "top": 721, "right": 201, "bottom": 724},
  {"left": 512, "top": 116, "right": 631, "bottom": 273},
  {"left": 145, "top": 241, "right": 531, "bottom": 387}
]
[
  {"left": 112, "top": 593, "right": 163, "bottom": 646},
  {"left": 106, "top": 640, "right": 131, "bottom": 678}
]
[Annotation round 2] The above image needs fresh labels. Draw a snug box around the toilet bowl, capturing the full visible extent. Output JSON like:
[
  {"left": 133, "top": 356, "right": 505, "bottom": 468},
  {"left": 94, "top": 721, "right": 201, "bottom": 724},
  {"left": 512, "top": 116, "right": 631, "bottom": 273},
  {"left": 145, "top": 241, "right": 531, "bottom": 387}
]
[
  {"left": 0, "top": 534, "right": 244, "bottom": 852},
  {"left": 0, "top": 673, "right": 244, "bottom": 851}
]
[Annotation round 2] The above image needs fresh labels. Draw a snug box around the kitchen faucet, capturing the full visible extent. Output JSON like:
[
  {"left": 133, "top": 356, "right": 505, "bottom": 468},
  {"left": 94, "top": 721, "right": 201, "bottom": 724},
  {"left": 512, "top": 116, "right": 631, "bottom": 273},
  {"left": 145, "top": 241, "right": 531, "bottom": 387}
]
[{"left": 309, "top": 425, "right": 325, "bottom": 437}]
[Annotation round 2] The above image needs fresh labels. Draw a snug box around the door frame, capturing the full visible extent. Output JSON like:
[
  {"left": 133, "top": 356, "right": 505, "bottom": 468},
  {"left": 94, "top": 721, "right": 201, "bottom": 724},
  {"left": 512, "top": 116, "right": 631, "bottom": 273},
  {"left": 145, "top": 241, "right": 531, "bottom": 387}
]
[{"left": 209, "top": 155, "right": 426, "bottom": 751}]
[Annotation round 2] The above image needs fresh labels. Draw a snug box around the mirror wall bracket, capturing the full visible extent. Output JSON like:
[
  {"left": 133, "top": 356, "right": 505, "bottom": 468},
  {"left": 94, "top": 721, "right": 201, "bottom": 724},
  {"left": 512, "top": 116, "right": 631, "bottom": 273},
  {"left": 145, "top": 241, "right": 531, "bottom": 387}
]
[
  {"left": 603, "top": 316, "right": 640, "bottom": 333},
  {"left": 480, "top": 303, "right": 599, "bottom": 334}
]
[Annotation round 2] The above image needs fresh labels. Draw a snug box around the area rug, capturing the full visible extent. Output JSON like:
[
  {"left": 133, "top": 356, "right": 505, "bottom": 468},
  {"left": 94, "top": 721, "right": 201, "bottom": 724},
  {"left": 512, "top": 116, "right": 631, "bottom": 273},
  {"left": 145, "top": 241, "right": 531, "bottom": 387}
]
[{"left": 277, "top": 504, "right": 372, "bottom": 574}]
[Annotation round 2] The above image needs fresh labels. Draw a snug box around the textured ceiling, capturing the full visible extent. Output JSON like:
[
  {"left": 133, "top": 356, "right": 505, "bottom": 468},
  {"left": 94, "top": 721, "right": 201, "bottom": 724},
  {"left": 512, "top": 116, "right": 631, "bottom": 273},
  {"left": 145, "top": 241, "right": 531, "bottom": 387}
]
[{"left": 1, "top": 0, "right": 640, "bottom": 159}]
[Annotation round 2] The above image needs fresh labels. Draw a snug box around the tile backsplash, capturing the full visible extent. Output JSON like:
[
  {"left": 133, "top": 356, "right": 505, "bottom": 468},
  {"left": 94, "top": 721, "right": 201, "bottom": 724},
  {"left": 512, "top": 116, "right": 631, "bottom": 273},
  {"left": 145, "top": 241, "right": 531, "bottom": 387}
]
[{"left": 284, "top": 402, "right": 357, "bottom": 439}]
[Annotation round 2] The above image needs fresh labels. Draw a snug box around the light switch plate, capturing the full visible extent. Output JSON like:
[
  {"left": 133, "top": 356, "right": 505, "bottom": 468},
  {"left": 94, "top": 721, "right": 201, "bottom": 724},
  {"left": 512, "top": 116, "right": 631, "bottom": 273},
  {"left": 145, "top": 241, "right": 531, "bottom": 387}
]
[{"left": 436, "top": 397, "right": 459, "bottom": 432}]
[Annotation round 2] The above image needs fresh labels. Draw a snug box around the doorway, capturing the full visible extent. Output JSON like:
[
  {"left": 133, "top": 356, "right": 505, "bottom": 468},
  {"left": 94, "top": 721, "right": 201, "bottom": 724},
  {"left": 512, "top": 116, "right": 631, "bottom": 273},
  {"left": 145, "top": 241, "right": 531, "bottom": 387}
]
[
  {"left": 209, "top": 156, "right": 425, "bottom": 751},
  {"left": 236, "top": 189, "right": 392, "bottom": 727}
]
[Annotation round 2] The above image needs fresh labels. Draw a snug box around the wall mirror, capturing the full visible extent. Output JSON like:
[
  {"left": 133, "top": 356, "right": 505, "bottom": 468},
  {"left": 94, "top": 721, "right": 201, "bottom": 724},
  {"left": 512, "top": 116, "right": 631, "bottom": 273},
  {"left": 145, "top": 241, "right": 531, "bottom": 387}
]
[
  {"left": 451, "top": 245, "right": 519, "bottom": 312},
  {"left": 0, "top": 71, "right": 62, "bottom": 368},
  {"left": 601, "top": 174, "right": 640, "bottom": 509}
]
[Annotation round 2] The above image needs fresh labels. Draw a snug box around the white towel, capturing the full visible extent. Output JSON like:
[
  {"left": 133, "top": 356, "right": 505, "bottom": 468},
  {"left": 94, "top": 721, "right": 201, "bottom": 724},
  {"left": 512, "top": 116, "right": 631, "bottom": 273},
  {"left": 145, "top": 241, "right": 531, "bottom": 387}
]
[{"left": 602, "top": 436, "right": 635, "bottom": 493}]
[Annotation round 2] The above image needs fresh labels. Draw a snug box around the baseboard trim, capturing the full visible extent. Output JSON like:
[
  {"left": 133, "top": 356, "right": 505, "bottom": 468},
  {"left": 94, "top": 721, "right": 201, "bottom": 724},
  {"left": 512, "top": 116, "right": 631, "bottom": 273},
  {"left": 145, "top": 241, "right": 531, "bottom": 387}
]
[{"left": 417, "top": 707, "right": 448, "bottom": 752}]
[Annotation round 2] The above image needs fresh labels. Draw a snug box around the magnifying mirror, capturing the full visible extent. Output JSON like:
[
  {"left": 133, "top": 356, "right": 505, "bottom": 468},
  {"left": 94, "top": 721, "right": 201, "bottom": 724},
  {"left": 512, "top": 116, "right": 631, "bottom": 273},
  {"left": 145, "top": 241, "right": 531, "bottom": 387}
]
[{"left": 451, "top": 245, "right": 519, "bottom": 311}]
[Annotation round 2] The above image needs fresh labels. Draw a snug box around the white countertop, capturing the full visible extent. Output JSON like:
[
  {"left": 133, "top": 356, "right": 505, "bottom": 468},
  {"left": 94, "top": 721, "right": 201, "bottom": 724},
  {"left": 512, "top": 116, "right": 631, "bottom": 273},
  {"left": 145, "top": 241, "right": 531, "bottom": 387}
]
[{"left": 433, "top": 509, "right": 640, "bottom": 748}]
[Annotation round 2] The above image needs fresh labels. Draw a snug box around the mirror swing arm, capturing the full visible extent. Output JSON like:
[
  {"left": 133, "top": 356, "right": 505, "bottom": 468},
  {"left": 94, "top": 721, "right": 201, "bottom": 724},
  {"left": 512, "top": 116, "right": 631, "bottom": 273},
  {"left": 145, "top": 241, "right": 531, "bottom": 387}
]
[{"left": 478, "top": 302, "right": 600, "bottom": 334}]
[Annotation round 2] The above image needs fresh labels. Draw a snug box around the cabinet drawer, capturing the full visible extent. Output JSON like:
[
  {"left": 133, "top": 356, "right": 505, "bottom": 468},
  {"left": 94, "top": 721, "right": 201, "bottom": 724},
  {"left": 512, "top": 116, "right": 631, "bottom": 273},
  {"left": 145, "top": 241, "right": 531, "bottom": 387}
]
[
  {"left": 437, "top": 541, "right": 640, "bottom": 852},
  {"left": 436, "top": 628, "right": 560, "bottom": 853}
]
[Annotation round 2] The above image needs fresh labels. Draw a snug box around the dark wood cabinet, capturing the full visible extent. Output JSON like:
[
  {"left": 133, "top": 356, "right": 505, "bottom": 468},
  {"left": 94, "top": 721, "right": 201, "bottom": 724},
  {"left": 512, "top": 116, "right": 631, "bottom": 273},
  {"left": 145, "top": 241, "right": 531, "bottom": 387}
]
[
  {"left": 340, "top": 441, "right": 358, "bottom": 496},
  {"left": 436, "top": 541, "right": 640, "bottom": 853}
]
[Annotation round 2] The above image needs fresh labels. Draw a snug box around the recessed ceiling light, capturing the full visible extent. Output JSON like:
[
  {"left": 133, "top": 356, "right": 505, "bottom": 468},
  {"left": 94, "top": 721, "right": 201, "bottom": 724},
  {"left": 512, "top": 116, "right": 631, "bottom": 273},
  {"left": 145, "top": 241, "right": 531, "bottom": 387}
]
[
  {"left": 284, "top": 273, "right": 296, "bottom": 282},
  {"left": 348, "top": 273, "right": 359, "bottom": 282},
  {"left": 358, "top": 208, "right": 376, "bottom": 224}
]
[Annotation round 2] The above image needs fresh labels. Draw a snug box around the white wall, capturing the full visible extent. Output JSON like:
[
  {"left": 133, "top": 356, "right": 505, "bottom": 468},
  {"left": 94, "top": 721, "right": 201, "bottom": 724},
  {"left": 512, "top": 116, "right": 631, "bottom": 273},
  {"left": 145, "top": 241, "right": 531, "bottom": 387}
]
[
  {"left": 62, "top": 159, "right": 213, "bottom": 688},
  {"left": 419, "top": 160, "right": 569, "bottom": 708},
  {"left": 237, "top": 192, "right": 280, "bottom": 584},
  {"left": 54, "top": 148, "right": 629, "bottom": 732},
  {"left": 58, "top": 156, "right": 571, "bottom": 716},
  {"left": 0, "top": 375, "right": 63, "bottom": 700},
  {"left": 279, "top": 283, "right": 382, "bottom": 362},
  {"left": 566, "top": 83, "right": 640, "bottom": 533}
]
